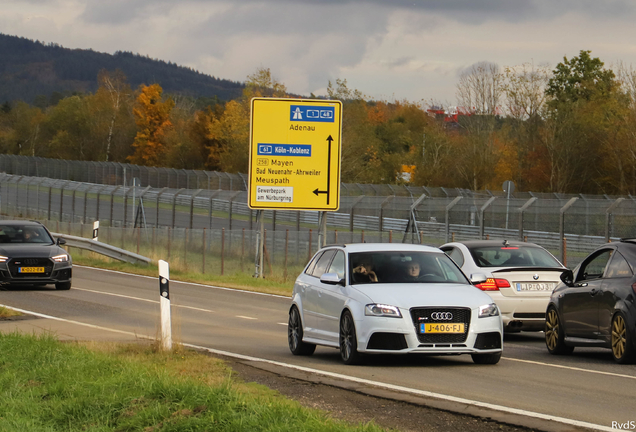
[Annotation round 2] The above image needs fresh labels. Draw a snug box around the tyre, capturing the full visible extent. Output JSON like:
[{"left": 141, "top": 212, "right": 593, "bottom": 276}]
[
  {"left": 611, "top": 312, "right": 635, "bottom": 364},
  {"left": 339, "top": 310, "right": 361, "bottom": 365},
  {"left": 471, "top": 352, "right": 501, "bottom": 364},
  {"left": 545, "top": 307, "right": 573, "bottom": 355},
  {"left": 287, "top": 306, "right": 316, "bottom": 356},
  {"left": 55, "top": 281, "right": 71, "bottom": 291}
]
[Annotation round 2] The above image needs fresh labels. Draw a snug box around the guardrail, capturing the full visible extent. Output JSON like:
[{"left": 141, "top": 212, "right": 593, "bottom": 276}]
[{"left": 51, "top": 232, "right": 151, "bottom": 265}]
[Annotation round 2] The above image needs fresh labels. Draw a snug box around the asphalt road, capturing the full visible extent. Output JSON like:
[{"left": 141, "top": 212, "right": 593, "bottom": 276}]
[{"left": 1, "top": 266, "right": 634, "bottom": 431}]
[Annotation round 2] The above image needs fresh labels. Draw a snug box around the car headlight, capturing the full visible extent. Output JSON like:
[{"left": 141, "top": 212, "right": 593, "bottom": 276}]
[
  {"left": 365, "top": 304, "right": 402, "bottom": 318},
  {"left": 479, "top": 303, "right": 499, "bottom": 318},
  {"left": 0, "top": 256, "right": 7, "bottom": 263},
  {"left": 52, "top": 254, "right": 69, "bottom": 263}
]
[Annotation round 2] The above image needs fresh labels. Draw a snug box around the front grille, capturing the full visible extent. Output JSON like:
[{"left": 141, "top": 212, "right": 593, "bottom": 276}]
[
  {"left": 410, "top": 307, "right": 471, "bottom": 344},
  {"left": 8, "top": 258, "right": 54, "bottom": 278},
  {"left": 474, "top": 332, "right": 502, "bottom": 350},
  {"left": 513, "top": 313, "right": 545, "bottom": 319},
  {"left": 367, "top": 332, "right": 408, "bottom": 350}
]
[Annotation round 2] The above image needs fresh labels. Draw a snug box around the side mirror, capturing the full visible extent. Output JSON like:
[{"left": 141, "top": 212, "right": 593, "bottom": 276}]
[
  {"left": 470, "top": 273, "right": 488, "bottom": 285},
  {"left": 57, "top": 238, "right": 66, "bottom": 246},
  {"left": 560, "top": 269, "right": 574, "bottom": 286},
  {"left": 320, "top": 273, "right": 345, "bottom": 286}
]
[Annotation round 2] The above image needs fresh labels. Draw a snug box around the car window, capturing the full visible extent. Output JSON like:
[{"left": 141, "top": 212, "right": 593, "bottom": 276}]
[
  {"left": 605, "top": 251, "right": 633, "bottom": 279},
  {"left": 310, "top": 249, "right": 336, "bottom": 278},
  {"left": 304, "top": 252, "right": 323, "bottom": 275},
  {"left": 577, "top": 249, "right": 612, "bottom": 281},
  {"left": 327, "top": 250, "right": 345, "bottom": 279},
  {"left": 0, "top": 225, "right": 53, "bottom": 244},
  {"left": 442, "top": 247, "right": 464, "bottom": 267},
  {"left": 468, "top": 245, "right": 561, "bottom": 268},
  {"left": 349, "top": 251, "right": 469, "bottom": 285}
]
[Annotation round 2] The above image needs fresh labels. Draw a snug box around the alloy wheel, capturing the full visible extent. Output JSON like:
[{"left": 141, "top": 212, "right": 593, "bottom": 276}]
[
  {"left": 612, "top": 314, "right": 627, "bottom": 361},
  {"left": 545, "top": 309, "right": 560, "bottom": 351}
]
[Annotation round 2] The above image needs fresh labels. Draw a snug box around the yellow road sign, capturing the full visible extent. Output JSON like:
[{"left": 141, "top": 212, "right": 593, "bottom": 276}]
[{"left": 248, "top": 98, "right": 342, "bottom": 211}]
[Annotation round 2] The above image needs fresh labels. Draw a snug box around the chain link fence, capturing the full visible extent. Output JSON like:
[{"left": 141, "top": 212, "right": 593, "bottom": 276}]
[{"left": 2, "top": 157, "right": 636, "bottom": 272}]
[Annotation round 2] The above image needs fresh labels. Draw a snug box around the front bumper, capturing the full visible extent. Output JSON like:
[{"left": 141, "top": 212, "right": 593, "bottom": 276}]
[
  {"left": 356, "top": 307, "right": 503, "bottom": 355},
  {"left": 0, "top": 260, "right": 72, "bottom": 285}
]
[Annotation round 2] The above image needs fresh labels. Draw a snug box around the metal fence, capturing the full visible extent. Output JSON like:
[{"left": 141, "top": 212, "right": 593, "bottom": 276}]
[{"left": 2, "top": 172, "right": 636, "bottom": 270}]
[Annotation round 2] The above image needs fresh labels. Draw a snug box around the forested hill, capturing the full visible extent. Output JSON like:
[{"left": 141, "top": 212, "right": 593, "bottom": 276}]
[{"left": 0, "top": 33, "right": 244, "bottom": 104}]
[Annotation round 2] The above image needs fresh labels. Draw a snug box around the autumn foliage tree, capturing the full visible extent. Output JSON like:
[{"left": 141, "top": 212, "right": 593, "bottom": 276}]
[{"left": 129, "top": 84, "right": 174, "bottom": 166}]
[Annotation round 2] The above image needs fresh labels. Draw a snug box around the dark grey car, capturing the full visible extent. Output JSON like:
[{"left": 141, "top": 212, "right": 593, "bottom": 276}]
[{"left": 0, "top": 220, "right": 72, "bottom": 290}]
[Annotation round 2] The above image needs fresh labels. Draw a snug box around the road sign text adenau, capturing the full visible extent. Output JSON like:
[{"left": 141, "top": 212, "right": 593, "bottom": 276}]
[{"left": 249, "top": 98, "right": 342, "bottom": 211}]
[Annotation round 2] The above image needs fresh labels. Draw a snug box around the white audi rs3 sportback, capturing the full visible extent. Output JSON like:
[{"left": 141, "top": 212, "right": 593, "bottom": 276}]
[{"left": 288, "top": 243, "right": 503, "bottom": 365}]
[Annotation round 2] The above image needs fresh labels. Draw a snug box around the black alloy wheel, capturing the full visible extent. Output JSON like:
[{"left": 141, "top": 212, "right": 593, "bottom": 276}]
[
  {"left": 55, "top": 281, "right": 71, "bottom": 291},
  {"left": 545, "top": 307, "right": 574, "bottom": 355},
  {"left": 471, "top": 352, "right": 502, "bottom": 364},
  {"left": 287, "top": 306, "right": 316, "bottom": 356},
  {"left": 339, "top": 310, "right": 361, "bottom": 365},
  {"left": 611, "top": 312, "right": 635, "bottom": 364}
]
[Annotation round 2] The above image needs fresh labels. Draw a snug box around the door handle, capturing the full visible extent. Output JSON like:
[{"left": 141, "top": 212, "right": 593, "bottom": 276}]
[{"left": 590, "top": 288, "right": 598, "bottom": 296}]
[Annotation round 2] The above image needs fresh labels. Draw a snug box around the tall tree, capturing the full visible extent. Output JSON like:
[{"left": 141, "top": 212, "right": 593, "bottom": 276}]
[
  {"left": 129, "top": 84, "right": 174, "bottom": 166},
  {"left": 543, "top": 50, "right": 618, "bottom": 192},
  {"left": 96, "top": 69, "right": 133, "bottom": 161}
]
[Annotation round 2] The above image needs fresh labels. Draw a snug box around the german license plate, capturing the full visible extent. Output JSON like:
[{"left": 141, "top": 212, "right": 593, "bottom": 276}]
[
  {"left": 516, "top": 282, "right": 555, "bottom": 291},
  {"left": 18, "top": 267, "right": 45, "bottom": 273},
  {"left": 420, "top": 323, "right": 465, "bottom": 333}
]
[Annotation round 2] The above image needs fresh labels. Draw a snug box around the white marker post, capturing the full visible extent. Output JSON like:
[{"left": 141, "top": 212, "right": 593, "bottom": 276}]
[
  {"left": 158, "top": 260, "right": 172, "bottom": 351},
  {"left": 92, "top": 221, "right": 99, "bottom": 241}
]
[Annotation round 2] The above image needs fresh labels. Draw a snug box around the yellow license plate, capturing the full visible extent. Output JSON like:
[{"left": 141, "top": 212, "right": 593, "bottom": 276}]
[
  {"left": 421, "top": 323, "right": 465, "bottom": 334},
  {"left": 18, "top": 267, "right": 45, "bottom": 273}
]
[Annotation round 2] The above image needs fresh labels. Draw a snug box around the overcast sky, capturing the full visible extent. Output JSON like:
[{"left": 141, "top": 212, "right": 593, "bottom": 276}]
[{"left": 3, "top": 0, "right": 636, "bottom": 104}]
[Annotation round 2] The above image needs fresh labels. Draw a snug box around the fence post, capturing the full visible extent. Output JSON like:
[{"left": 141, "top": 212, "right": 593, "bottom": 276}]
[
  {"left": 559, "top": 197, "right": 578, "bottom": 264},
  {"left": 379, "top": 195, "right": 395, "bottom": 242},
  {"left": 190, "top": 189, "right": 203, "bottom": 229},
  {"left": 605, "top": 198, "right": 625, "bottom": 242},
  {"left": 110, "top": 186, "right": 121, "bottom": 227},
  {"left": 48, "top": 185, "right": 53, "bottom": 221},
  {"left": 349, "top": 195, "right": 366, "bottom": 233},
  {"left": 518, "top": 197, "right": 537, "bottom": 241},
  {"left": 171, "top": 188, "right": 185, "bottom": 229},
  {"left": 479, "top": 197, "right": 497, "bottom": 240},
  {"left": 202, "top": 227, "right": 206, "bottom": 274},
  {"left": 445, "top": 196, "right": 463, "bottom": 243}
]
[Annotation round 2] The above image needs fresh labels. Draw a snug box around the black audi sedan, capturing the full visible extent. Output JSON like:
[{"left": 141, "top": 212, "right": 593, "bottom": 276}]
[
  {"left": 545, "top": 239, "right": 636, "bottom": 364},
  {"left": 0, "top": 220, "right": 72, "bottom": 290}
]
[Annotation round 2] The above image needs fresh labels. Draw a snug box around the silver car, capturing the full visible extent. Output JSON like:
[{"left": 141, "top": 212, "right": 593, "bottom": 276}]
[
  {"left": 288, "top": 243, "right": 503, "bottom": 365},
  {"left": 440, "top": 240, "right": 566, "bottom": 332}
]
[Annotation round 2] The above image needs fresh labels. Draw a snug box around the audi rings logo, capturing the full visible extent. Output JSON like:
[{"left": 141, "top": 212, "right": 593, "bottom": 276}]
[{"left": 430, "top": 312, "right": 453, "bottom": 320}]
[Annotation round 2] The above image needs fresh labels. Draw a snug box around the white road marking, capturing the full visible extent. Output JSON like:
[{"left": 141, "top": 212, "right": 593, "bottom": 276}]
[
  {"left": 504, "top": 357, "right": 636, "bottom": 380},
  {"left": 278, "top": 323, "right": 287, "bottom": 326},
  {"left": 236, "top": 315, "right": 257, "bottom": 320},
  {"left": 0, "top": 303, "right": 615, "bottom": 432},
  {"left": 74, "top": 265, "right": 290, "bottom": 299},
  {"left": 74, "top": 287, "right": 216, "bottom": 314}
]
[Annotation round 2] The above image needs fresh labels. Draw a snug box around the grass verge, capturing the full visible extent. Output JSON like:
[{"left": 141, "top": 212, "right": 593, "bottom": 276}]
[
  {"left": 0, "top": 333, "right": 386, "bottom": 432},
  {"left": 72, "top": 254, "right": 296, "bottom": 297},
  {"left": 0, "top": 307, "right": 22, "bottom": 319}
]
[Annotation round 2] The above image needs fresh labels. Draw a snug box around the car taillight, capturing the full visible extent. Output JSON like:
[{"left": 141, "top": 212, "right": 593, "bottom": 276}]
[{"left": 475, "top": 278, "right": 511, "bottom": 291}]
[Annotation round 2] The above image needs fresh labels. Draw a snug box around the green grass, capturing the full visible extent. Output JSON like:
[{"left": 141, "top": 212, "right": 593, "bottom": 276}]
[
  {"left": 0, "top": 333, "right": 387, "bottom": 432},
  {"left": 0, "top": 307, "right": 22, "bottom": 319},
  {"left": 73, "top": 254, "right": 297, "bottom": 297}
]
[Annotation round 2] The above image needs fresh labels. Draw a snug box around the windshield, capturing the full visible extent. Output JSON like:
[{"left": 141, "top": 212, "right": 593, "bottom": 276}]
[
  {"left": 0, "top": 225, "right": 54, "bottom": 245},
  {"left": 349, "top": 251, "right": 469, "bottom": 285},
  {"left": 469, "top": 245, "right": 561, "bottom": 268}
]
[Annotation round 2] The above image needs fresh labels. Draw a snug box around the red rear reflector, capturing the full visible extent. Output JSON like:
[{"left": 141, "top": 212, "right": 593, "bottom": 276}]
[{"left": 476, "top": 278, "right": 510, "bottom": 291}]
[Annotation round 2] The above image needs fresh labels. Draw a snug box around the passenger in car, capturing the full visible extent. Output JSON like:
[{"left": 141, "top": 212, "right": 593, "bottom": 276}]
[{"left": 352, "top": 257, "right": 378, "bottom": 283}]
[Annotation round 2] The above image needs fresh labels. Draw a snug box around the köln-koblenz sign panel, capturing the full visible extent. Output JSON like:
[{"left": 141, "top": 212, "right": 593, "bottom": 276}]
[{"left": 248, "top": 98, "right": 342, "bottom": 211}]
